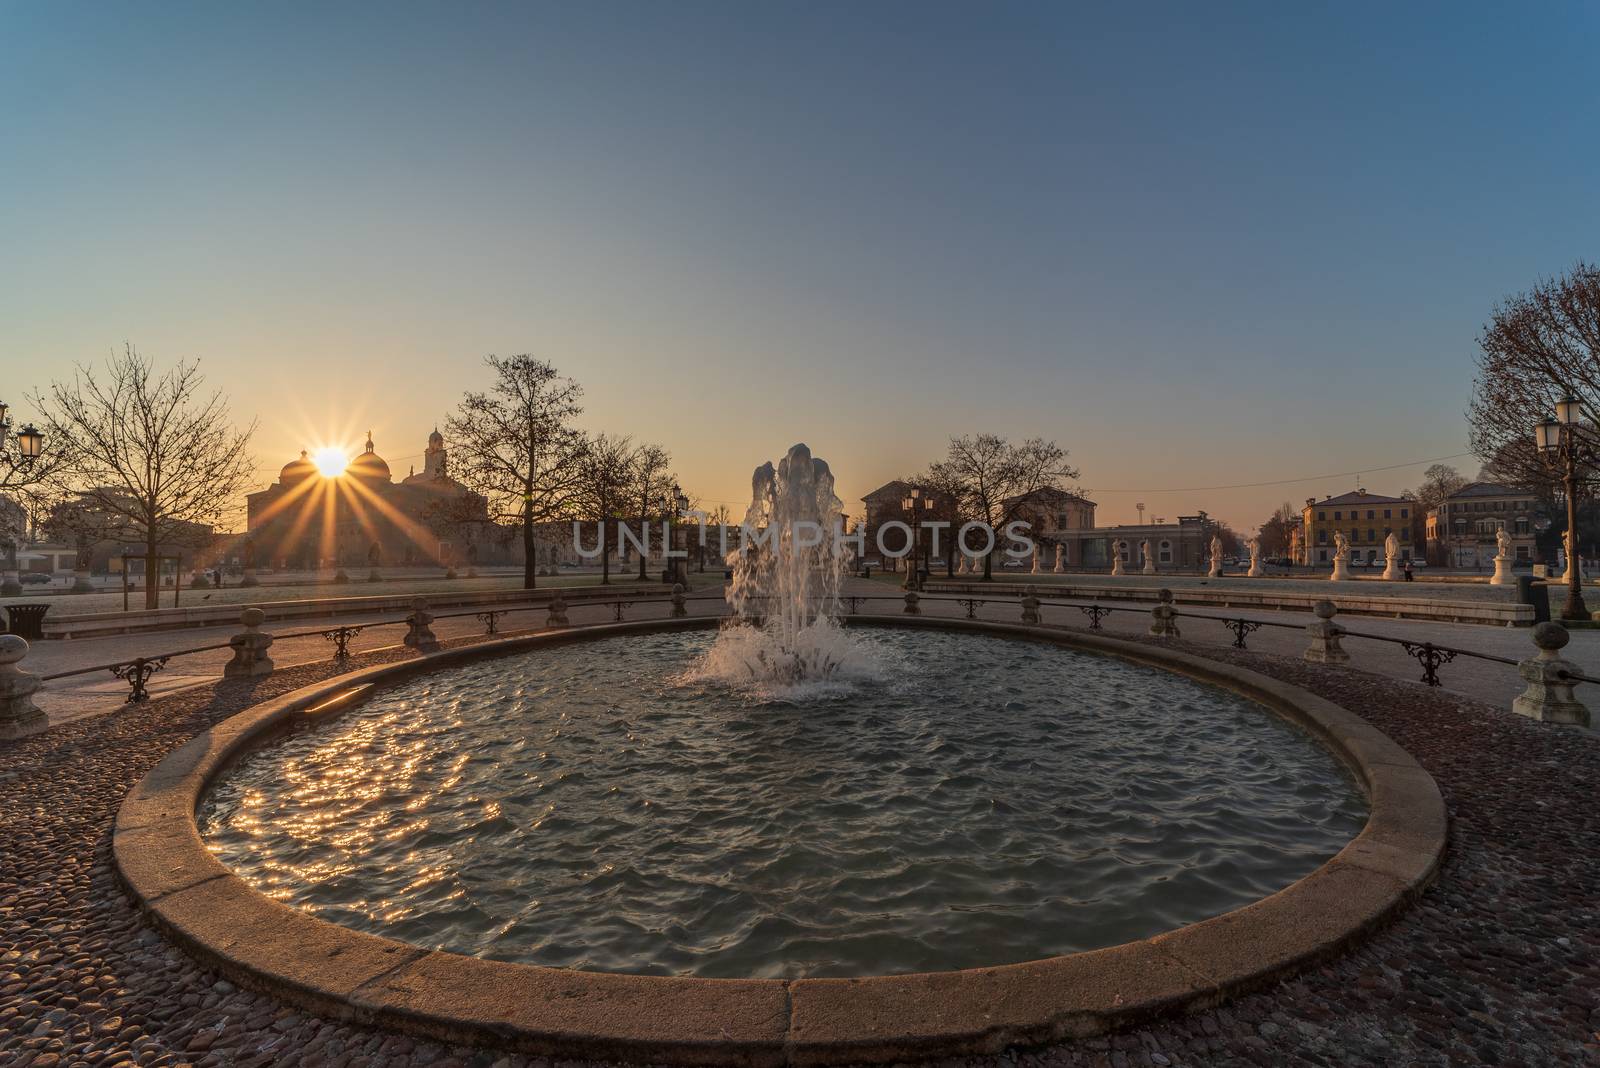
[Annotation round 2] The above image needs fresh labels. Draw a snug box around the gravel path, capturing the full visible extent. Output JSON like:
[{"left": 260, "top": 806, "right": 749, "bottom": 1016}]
[{"left": 2, "top": 623, "right": 1598, "bottom": 1067}]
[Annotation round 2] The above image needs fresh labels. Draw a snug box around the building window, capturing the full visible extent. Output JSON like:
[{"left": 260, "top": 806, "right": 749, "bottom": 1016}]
[
  {"left": 1317, "top": 530, "right": 1327, "bottom": 544},
  {"left": 1367, "top": 528, "right": 1376, "bottom": 541},
  {"left": 1333, "top": 511, "right": 1342, "bottom": 520},
  {"left": 1318, "top": 549, "right": 1328, "bottom": 562},
  {"left": 1367, "top": 510, "right": 1375, "bottom": 519},
  {"left": 1383, "top": 509, "right": 1391, "bottom": 519},
  {"left": 1159, "top": 540, "right": 1172, "bottom": 563},
  {"left": 1318, "top": 511, "right": 1326, "bottom": 521}
]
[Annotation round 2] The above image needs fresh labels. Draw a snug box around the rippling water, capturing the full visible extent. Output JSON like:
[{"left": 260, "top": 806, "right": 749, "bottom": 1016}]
[{"left": 199, "top": 628, "right": 1365, "bottom": 978}]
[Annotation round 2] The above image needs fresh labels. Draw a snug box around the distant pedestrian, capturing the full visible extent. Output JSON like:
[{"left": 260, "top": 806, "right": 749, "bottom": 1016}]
[{"left": 1403, "top": 560, "right": 1414, "bottom": 582}]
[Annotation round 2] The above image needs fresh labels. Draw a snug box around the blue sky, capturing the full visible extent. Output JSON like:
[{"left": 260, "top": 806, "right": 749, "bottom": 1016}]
[{"left": 4, "top": 2, "right": 1597, "bottom": 529}]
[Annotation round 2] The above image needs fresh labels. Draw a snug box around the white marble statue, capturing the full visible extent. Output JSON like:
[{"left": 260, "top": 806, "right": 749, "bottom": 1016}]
[
  {"left": 1490, "top": 525, "right": 1514, "bottom": 585},
  {"left": 1382, "top": 531, "right": 1402, "bottom": 580},
  {"left": 1207, "top": 535, "right": 1223, "bottom": 578},
  {"left": 1031, "top": 548, "right": 1041, "bottom": 574},
  {"left": 1053, "top": 543, "right": 1065, "bottom": 573},
  {"left": 1141, "top": 539, "right": 1156, "bottom": 574},
  {"left": 1247, "top": 538, "right": 1263, "bottom": 577},
  {"left": 1111, "top": 543, "right": 1125, "bottom": 576},
  {"left": 1330, "top": 531, "right": 1351, "bottom": 581}
]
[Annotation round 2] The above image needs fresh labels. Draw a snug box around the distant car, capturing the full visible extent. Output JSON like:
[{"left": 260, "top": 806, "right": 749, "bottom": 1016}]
[
  {"left": 19, "top": 572, "right": 51, "bottom": 585},
  {"left": 1000, "top": 558, "right": 1026, "bottom": 569},
  {"left": 1409, "top": 559, "right": 1427, "bottom": 569}
]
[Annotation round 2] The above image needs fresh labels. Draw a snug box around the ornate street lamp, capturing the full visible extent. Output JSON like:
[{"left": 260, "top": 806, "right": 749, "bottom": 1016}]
[
  {"left": 900, "top": 487, "right": 934, "bottom": 589},
  {"left": 0, "top": 400, "right": 46, "bottom": 474},
  {"left": 1536, "top": 396, "right": 1594, "bottom": 620}
]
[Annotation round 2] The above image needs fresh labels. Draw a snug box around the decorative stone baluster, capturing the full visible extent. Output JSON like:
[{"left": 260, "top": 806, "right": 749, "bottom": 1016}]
[
  {"left": 404, "top": 597, "right": 440, "bottom": 652},
  {"left": 223, "top": 608, "right": 275, "bottom": 678},
  {"left": 1020, "top": 587, "right": 1040, "bottom": 625},
  {"left": 1303, "top": 600, "right": 1350, "bottom": 663},
  {"left": 903, "top": 590, "right": 921, "bottom": 615},
  {"left": 546, "top": 594, "right": 570, "bottom": 627},
  {"left": 0, "top": 635, "right": 47, "bottom": 740},
  {"left": 671, "top": 583, "right": 688, "bottom": 618},
  {"left": 1512, "top": 622, "right": 1590, "bottom": 726},
  {"left": 1148, "top": 589, "right": 1179, "bottom": 638}
]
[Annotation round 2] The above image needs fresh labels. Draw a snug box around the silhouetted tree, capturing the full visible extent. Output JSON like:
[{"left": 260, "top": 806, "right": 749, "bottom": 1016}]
[
  {"left": 572, "top": 433, "right": 634, "bottom": 585},
  {"left": 1467, "top": 262, "right": 1600, "bottom": 487},
  {"left": 927, "top": 434, "right": 1078, "bottom": 580},
  {"left": 445, "top": 355, "right": 585, "bottom": 589},
  {"left": 625, "top": 444, "right": 674, "bottom": 581},
  {"left": 35, "top": 345, "right": 255, "bottom": 608}
]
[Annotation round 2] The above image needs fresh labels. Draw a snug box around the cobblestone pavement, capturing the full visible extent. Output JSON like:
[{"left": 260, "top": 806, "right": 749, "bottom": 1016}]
[{"left": 3, "top": 615, "right": 1599, "bottom": 1067}]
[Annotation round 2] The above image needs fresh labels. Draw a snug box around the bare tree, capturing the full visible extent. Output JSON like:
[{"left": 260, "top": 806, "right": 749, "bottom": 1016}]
[
  {"left": 572, "top": 433, "right": 634, "bottom": 585},
  {"left": 35, "top": 345, "right": 255, "bottom": 608},
  {"left": 1255, "top": 501, "right": 1299, "bottom": 556},
  {"left": 625, "top": 444, "right": 674, "bottom": 582},
  {"left": 1468, "top": 262, "right": 1600, "bottom": 487},
  {"left": 928, "top": 434, "right": 1078, "bottom": 581},
  {"left": 445, "top": 355, "right": 585, "bottom": 589},
  {"left": 1399, "top": 464, "right": 1468, "bottom": 517}
]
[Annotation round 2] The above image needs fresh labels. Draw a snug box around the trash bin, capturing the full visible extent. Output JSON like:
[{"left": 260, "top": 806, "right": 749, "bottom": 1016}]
[
  {"left": 1517, "top": 574, "right": 1550, "bottom": 624},
  {"left": 3, "top": 603, "right": 50, "bottom": 641}
]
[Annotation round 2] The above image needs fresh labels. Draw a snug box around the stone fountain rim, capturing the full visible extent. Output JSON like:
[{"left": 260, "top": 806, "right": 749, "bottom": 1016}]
[{"left": 113, "top": 614, "right": 1444, "bottom": 1067}]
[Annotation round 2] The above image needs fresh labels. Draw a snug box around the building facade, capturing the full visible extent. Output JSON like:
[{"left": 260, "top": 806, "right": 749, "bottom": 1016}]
[
  {"left": 1426, "top": 482, "right": 1540, "bottom": 568},
  {"left": 246, "top": 431, "right": 521, "bottom": 570},
  {"left": 1299, "top": 490, "right": 1419, "bottom": 565}
]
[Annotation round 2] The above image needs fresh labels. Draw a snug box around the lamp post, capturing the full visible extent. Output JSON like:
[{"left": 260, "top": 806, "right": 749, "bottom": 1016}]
[
  {"left": 662, "top": 481, "right": 690, "bottom": 586},
  {"left": 1535, "top": 396, "right": 1593, "bottom": 621},
  {"left": 0, "top": 402, "right": 46, "bottom": 597},
  {"left": 900, "top": 487, "right": 934, "bottom": 590}
]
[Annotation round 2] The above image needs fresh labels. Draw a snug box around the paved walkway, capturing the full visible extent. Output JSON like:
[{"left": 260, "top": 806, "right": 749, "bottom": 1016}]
[
  {"left": 3, "top": 613, "right": 1597, "bottom": 1066},
  {"left": 16, "top": 576, "right": 1599, "bottom": 727}
]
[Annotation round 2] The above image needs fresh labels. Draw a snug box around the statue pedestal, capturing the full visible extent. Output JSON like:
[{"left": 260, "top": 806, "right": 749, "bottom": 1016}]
[
  {"left": 1247, "top": 563, "right": 1264, "bottom": 577},
  {"left": 1207, "top": 564, "right": 1221, "bottom": 578},
  {"left": 1330, "top": 559, "right": 1351, "bottom": 582},
  {"left": 1382, "top": 559, "right": 1402, "bottom": 581},
  {"left": 1489, "top": 556, "right": 1513, "bottom": 586}
]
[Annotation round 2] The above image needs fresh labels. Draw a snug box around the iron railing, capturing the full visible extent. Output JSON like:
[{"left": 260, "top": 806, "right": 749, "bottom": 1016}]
[{"left": 29, "top": 585, "right": 1557, "bottom": 703}]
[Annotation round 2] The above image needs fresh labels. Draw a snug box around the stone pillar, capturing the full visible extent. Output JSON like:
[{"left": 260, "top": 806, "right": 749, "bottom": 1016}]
[
  {"left": 1053, "top": 545, "right": 1065, "bottom": 574},
  {"left": 240, "top": 568, "right": 259, "bottom": 587},
  {"left": 1303, "top": 600, "right": 1350, "bottom": 664},
  {"left": 1030, "top": 551, "right": 1041, "bottom": 575},
  {"left": 71, "top": 569, "right": 93, "bottom": 594},
  {"left": 546, "top": 594, "right": 570, "bottom": 627},
  {"left": 0, "top": 635, "right": 48, "bottom": 740},
  {"left": 224, "top": 608, "right": 275, "bottom": 678},
  {"left": 1330, "top": 556, "right": 1351, "bottom": 582},
  {"left": 1489, "top": 555, "right": 1512, "bottom": 587},
  {"left": 367, "top": 568, "right": 382, "bottom": 583},
  {"left": 1110, "top": 553, "right": 1124, "bottom": 577},
  {"left": 1020, "top": 587, "right": 1040, "bottom": 625},
  {"left": 404, "top": 597, "right": 439, "bottom": 652},
  {"left": 903, "top": 590, "right": 921, "bottom": 615},
  {"left": 1512, "top": 622, "right": 1590, "bottom": 726},
  {"left": 0, "top": 570, "right": 20, "bottom": 598},
  {"left": 671, "top": 583, "right": 687, "bottom": 618},
  {"left": 1149, "top": 589, "right": 1179, "bottom": 638}
]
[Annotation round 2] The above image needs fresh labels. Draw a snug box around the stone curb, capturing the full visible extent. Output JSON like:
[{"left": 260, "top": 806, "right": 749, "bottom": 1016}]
[{"left": 114, "top": 615, "right": 1446, "bottom": 1066}]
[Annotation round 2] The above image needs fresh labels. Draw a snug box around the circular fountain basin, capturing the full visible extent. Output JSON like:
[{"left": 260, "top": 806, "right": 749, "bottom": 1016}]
[
  {"left": 115, "top": 617, "right": 1445, "bottom": 1065},
  {"left": 199, "top": 627, "right": 1363, "bottom": 979}
]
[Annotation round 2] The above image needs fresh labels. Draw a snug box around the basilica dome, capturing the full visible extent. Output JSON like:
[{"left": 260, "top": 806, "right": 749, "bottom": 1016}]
[
  {"left": 346, "top": 432, "right": 392, "bottom": 484},
  {"left": 279, "top": 451, "right": 316, "bottom": 487}
]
